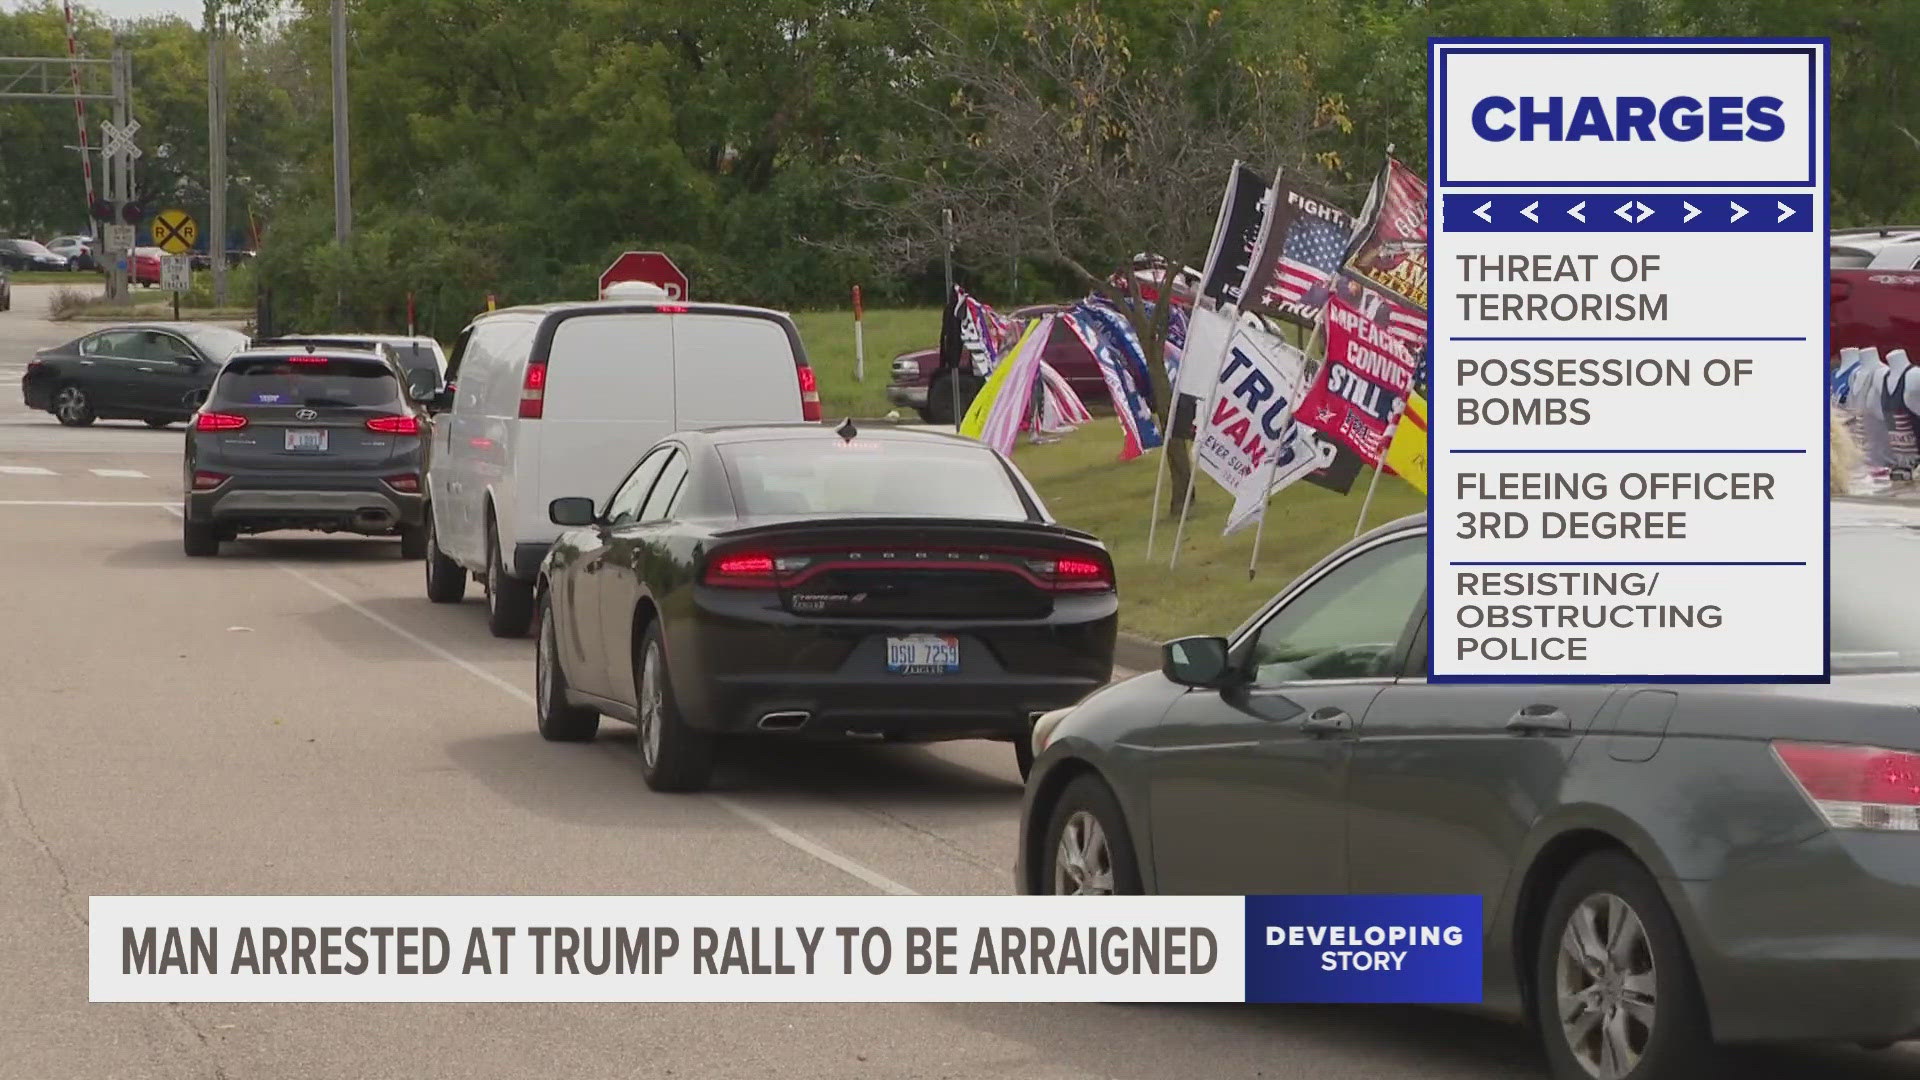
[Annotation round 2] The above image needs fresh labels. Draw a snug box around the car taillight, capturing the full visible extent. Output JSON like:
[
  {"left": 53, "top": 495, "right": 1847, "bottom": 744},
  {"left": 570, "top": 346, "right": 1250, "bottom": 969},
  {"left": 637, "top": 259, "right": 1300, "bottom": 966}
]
[
  {"left": 195, "top": 412, "right": 248, "bottom": 431},
  {"left": 655, "top": 304, "right": 689, "bottom": 314},
  {"left": 288, "top": 355, "right": 329, "bottom": 365},
  {"left": 1023, "top": 554, "right": 1115, "bottom": 592},
  {"left": 1773, "top": 741, "right": 1920, "bottom": 832},
  {"left": 704, "top": 551, "right": 780, "bottom": 588},
  {"left": 365, "top": 414, "right": 420, "bottom": 435},
  {"left": 384, "top": 474, "right": 420, "bottom": 493},
  {"left": 796, "top": 365, "right": 821, "bottom": 421},
  {"left": 191, "top": 470, "right": 228, "bottom": 490},
  {"left": 519, "top": 361, "right": 546, "bottom": 419}
]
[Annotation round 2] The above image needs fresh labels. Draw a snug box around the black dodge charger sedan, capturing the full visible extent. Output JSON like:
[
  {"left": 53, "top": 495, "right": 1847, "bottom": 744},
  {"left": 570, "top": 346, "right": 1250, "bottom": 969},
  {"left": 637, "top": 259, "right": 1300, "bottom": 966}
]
[{"left": 533, "top": 422, "right": 1118, "bottom": 792}]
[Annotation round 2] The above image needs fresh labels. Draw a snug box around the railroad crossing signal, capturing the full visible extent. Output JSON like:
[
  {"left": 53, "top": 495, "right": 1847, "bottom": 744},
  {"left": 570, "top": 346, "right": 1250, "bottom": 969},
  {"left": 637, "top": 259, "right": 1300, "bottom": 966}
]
[
  {"left": 101, "top": 118, "right": 141, "bottom": 160},
  {"left": 151, "top": 209, "right": 198, "bottom": 255}
]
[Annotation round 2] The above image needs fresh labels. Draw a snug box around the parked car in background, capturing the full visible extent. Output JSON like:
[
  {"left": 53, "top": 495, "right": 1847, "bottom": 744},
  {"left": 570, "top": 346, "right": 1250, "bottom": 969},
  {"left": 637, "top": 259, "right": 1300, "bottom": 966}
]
[
  {"left": 423, "top": 284, "right": 821, "bottom": 638},
  {"left": 0, "top": 238, "right": 69, "bottom": 271},
  {"left": 1021, "top": 504, "right": 1920, "bottom": 1079},
  {"left": 1831, "top": 268, "right": 1920, "bottom": 362},
  {"left": 536, "top": 423, "right": 1116, "bottom": 791},
  {"left": 1831, "top": 226, "right": 1920, "bottom": 270},
  {"left": 255, "top": 333, "right": 447, "bottom": 401},
  {"left": 182, "top": 347, "right": 429, "bottom": 558},
  {"left": 22, "top": 323, "right": 250, "bottom": 427},
  {"left": 45, "top": 235, "right": 97, "bottom": 271},
  {"left": 888, "top": 305, "right": 1108, "bottom": 424},
  {"left": 131, "top": 247, "right": 165, "bottom": 287},
  {"left": 189, "top": 247, "right": 258, "bottom": 270}
]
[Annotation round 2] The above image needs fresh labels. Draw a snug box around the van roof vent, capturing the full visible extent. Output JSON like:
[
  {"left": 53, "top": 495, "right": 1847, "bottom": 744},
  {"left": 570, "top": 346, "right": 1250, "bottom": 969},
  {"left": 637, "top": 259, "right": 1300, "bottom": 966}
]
[{"left": 601, "top": 280, "right": 673, "bottom": 301}]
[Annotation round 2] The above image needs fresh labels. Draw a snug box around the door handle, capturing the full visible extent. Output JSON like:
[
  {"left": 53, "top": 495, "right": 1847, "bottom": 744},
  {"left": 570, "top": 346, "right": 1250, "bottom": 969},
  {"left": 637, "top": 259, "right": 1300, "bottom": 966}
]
[
  {"left": 1300, "top": 707, "right": 1354, "bottom": 737},
  {"left": 1507, "top": 705, "right": 1572, "bottom": 735}
]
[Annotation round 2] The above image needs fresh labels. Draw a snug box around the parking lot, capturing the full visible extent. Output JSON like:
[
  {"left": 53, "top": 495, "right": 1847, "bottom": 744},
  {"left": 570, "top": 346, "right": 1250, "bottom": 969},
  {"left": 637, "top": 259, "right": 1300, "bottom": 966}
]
[{"left": 3, "top": 282, "right": 1915, "bottom": 1078}]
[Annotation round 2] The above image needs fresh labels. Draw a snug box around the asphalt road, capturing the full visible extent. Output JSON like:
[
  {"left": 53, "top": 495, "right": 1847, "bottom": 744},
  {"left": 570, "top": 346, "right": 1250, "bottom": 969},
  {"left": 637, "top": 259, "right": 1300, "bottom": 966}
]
[{"left": 2, "top": 282, "right": 1915, "bottom": 1078}]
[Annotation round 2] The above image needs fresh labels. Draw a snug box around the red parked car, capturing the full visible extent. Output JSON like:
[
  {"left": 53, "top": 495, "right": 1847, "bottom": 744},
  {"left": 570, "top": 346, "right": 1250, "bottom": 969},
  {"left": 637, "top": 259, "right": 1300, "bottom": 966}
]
[
  {"left": 130, "top": 246, "right": 164, "bottom": 287},
  {"left": 886, "top": 305, "right": 1108, "bottom": 424},
  {"left": 1831, "top": 270, "right": 1920, "bottom": 362}
]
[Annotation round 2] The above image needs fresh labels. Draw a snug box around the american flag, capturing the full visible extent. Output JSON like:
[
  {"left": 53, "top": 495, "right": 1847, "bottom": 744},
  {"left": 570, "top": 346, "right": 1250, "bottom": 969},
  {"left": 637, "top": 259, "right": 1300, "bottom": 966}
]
[{"left": 1266, "top": 216, "right": 1347, "bottom": 306}]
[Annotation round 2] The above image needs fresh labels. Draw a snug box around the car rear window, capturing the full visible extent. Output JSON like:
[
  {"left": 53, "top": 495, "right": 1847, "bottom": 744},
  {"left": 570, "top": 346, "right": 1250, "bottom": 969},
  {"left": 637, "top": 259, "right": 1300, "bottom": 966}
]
[
  {"left": 1831, "top": 246, "right": 1875, "bottom": 269},
  {"left": 719, "top": 439, "right": 1032, "bottom": 520},
  {"left": 213, "top": 356, "right": 401, "bottom": 408}
]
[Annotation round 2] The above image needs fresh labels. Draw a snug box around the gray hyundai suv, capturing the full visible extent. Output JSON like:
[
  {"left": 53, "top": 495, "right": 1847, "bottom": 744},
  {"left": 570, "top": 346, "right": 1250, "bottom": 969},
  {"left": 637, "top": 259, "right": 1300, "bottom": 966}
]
[{"left": 182, "top": 347, "right": 428, "bottom": 557}]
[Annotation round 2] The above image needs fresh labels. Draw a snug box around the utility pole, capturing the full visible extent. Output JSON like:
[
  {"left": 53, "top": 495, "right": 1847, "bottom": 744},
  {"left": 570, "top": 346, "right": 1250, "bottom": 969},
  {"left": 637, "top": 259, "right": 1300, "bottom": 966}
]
[
  {"left": 207, "top": 1, "right": 228, "bottom": 304},
  {"left": 108, "top": 47, "right": 129, "bottom": 303},
  {"left": 330, "top": 0, "right": 351, "bottom": 245}
]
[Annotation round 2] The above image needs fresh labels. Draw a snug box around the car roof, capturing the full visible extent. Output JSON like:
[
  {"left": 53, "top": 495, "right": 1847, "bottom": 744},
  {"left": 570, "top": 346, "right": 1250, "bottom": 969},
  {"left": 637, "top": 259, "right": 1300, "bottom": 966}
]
[
  {"left": 474, "top": 299, "right": 793, "bottom": 323},
  {"left": 681, "top": 421, "right": 993, "bottom": 450},
  {"left": 90, "top": 321, "right": 220, "bottom": 333},
  {"left": 226, "top": 345, "right": 390, "bottom": 363}
]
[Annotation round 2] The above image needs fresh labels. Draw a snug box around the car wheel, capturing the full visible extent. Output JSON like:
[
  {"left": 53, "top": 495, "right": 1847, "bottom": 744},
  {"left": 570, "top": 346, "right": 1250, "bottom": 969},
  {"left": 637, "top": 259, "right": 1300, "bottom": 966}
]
[
  {"left": 1040, "top": 774, "right": 1142, "bottom": 895},
  {"left": 397, "top": 522, "right": 427, "bottom": 560},
  {"left": 633, "top": 622, "right": 715, "bottom": 793},
  {"left": 484, "top": 524, "right": 534, "bottom": 637},
  {"left": 1014, "top": 727, "right": 1035, "bottom": 780},
  {"left": 52, "top": 384, "right": 95, "bottom": 427},
  {"left": 423, "top": 511, "right": 466, "bottom": 603},
  {"left": 144, "top": 417, "right": 173, "bottom": 429},
  {"left": 182, "top": 513, "right": 220, "bottom": 557},
  {"left": 1535, "top": 850, "right": 1720, "bottom": 1080},
  {"left": 535, "top": 591, "right": 599, "bottom": 742}
]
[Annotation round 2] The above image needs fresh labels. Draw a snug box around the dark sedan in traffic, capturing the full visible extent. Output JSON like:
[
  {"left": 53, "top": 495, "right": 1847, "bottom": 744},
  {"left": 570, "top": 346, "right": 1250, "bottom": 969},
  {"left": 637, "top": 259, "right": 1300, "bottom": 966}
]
[
  {"left": 23, "top": 323, "right": 250, "bottom": 427},
  {"left": 1019, "top": 504, "right": 1920, "bottom": 1079},
  {"left": 534, "top": 422, "right": 1118, "bottom": 792}
]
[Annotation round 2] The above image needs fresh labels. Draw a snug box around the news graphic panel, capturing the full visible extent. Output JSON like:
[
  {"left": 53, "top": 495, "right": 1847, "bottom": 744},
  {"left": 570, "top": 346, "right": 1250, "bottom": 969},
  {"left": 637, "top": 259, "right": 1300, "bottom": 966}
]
[
  {"left": 91, "top": 896, "right": 1481, "bottom": 1004},
  {"left": 1428, "top": 40, "right": 1830, "bottom": 681}
]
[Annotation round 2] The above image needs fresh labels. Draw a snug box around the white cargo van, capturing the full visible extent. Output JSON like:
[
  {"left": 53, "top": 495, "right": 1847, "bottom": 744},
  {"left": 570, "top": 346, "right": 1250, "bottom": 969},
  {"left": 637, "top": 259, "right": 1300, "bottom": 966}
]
[{"left": 421, "top": 291, "right": 821, "bottom": 635}]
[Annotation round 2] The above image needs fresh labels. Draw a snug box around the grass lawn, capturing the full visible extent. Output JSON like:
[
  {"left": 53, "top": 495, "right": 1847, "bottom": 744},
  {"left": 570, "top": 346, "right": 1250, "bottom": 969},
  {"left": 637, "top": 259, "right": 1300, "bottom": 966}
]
[
  {"left": 793, "top": 307, "right": 940, "bottom": 418},
  {"left": 9, "top": 270, "right": 101, "bottom": 285},
  {"left": 1009, "top": 418, "right": 1426, "bottom": 642}
]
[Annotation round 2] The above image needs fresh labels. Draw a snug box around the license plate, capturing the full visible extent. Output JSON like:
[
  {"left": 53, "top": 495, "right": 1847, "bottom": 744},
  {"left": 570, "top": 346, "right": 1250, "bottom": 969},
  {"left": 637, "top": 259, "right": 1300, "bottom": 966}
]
[
  {"left": 886, "top": 634, "right": 959, "bottom": 675},
  {"left": 285, "top": 428, "right": 328, "bottom": 452}
]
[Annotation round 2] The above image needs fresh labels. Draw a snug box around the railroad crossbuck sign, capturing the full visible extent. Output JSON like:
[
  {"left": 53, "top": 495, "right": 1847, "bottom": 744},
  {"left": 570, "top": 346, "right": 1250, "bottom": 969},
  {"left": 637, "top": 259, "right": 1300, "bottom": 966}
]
[
  {"left": 152, "top": 210, "right": 198, "bottom": 256},
  {"left": 599, "top": 251, "right": 688, "bottom": 300}
]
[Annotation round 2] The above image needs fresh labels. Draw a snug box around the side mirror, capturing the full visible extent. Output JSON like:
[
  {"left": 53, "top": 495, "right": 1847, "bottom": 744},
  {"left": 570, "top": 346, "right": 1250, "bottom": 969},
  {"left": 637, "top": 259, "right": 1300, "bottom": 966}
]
[
  {"left": 425, "top": 387, "right": 454, "bottom": 413},
  {"left": 1162, "top": 636, "right": 1237, "bottom": 689},
  {"left": 549, "top": 496, "right": 598, "bottom": 527}
]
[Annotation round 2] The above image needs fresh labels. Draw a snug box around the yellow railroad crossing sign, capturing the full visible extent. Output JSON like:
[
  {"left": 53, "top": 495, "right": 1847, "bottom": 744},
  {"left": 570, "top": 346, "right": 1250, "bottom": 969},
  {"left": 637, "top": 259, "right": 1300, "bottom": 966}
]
[{"left": 151, "top": 209, "right": 198, "bottom": 255}]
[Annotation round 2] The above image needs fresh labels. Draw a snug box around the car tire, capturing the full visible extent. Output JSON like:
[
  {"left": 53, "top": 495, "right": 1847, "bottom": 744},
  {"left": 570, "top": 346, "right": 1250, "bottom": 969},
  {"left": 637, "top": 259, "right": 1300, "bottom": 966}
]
[
  {"left": 633, "top": 622, "right": 715, "bottom": 793},
  {"left": 52, "top": 383, "right": 95, "bottom": 427},
  {"left": 397, "top": 522, "right": 427, "bottom": 560},
  {"left": 182, "top": 514, "right": 220, "bottom": 557},
  {"left": 144, "top": 417, "right": 173, "bottom": 428},
  {"left": 1534, "top": 850, "right": 1721, "bottom": 1080},
  {"left": 1014, "top": 728, "right": 1036, "bottom": 781},
  {"left": 1040, "top": 774, "right": 1142, "bottom": 895},
  {"left": 535, "top": 591, "right": 599, "bottom": 742},
  {"left": 924, "top": 371, "right": 981, "bottom": 426},
  {"left": 484, "top": 523, "right": 534, "bottom": 638},
  {"left": 423, "top": 511, "right": 466, "bottom": 603}
]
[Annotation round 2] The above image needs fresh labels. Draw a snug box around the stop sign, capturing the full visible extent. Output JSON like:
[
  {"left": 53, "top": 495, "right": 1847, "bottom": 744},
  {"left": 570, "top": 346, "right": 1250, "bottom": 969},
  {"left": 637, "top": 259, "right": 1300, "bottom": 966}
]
[{"left": 599, "top": 251, "right": 689, "bottom": 300}]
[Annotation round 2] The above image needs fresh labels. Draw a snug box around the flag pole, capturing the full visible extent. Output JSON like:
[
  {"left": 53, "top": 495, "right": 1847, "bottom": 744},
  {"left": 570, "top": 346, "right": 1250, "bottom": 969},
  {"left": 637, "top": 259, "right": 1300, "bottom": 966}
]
[
  {"left": 1353, "top": 450, "right": 1387, "bottom": 538},
  {"left": 1169, "top": 307, "right": 1238, "bottom": 569},
  {"left": 1248, "top": 315, "right": 1325, "bottom": 578},
  {"left": 1145, "top": 438, "right": 1171, "bottom": 558}
]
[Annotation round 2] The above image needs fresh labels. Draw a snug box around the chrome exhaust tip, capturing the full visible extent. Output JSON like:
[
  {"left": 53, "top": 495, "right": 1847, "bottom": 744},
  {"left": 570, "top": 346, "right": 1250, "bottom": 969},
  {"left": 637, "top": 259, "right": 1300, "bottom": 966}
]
[{"left": 757, "top": 711, "right": 810, "bottom": 732}]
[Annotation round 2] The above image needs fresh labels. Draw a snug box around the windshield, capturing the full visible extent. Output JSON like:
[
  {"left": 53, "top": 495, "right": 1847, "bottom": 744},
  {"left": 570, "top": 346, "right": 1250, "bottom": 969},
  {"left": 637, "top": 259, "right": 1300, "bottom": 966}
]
[
  {"left": 720, "top": 439, "right": 1032, "bottom": 520},
  {"left": 185, "top": 326, "right": 250, "bottom": 364},
  {"left": 1832, "top": 525, "right": 1920, "bottom": 672},
  {"left": 212, "top": 357, "right": 401, "bottom": 409}
]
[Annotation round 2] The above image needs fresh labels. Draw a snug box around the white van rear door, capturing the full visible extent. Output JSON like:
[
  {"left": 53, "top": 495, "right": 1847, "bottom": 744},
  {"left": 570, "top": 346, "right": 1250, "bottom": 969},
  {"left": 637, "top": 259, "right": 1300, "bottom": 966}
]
[
  {"left": 671, "top": 314, "right": 803, "bottom": 428},
  {"left": 535, "top": 313, "right": 677, "bottom": 533}
]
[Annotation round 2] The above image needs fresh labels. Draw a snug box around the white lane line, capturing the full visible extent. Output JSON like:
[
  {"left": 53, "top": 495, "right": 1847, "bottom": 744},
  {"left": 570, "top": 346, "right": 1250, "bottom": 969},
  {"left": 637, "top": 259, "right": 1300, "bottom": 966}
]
[
  {"left": 267, "top": 556, "right": 919, "bottom": 898},
  {"left": 0, "top": 499, "right": 173, "bottom": 507},
  {"left": 88, "top": 468, "right": 149, "bottom": 478},
  {"left": 0, "top": 465, "right": 55, "bottom": 475}
]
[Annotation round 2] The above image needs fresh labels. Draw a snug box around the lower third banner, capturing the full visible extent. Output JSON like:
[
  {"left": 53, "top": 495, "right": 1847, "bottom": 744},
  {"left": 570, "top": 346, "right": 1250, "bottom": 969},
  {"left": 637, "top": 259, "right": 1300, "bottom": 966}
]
[{"left": 92, "top": 895, "right": 1481, "bottom": 1004}]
